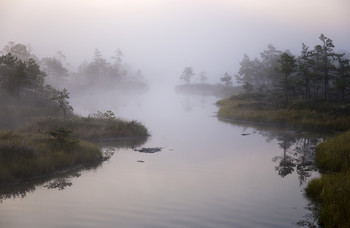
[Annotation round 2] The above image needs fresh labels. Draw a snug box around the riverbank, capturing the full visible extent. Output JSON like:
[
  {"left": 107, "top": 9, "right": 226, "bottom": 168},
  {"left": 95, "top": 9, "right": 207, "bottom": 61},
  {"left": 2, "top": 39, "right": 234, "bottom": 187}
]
[
  {"left": 0, "top": 130, "right": 101, "bottom": 182},
  {"left": 217, "top": 92, "right": 350, "bottom": 227},
  {"left": 306, "top": 131, "right": 350, "bottom": 228},
  {"left": 0, "top": 106, "right": 149, "bottom": 183},
  {"left": 217, "top": 93, "right": 350, "bottom": 131},
  {"left": 0, "top": 116, "right": 149, "bottom": 183},
  {"left": 23, "top": 116, "right": 149, "bottom": 141}
]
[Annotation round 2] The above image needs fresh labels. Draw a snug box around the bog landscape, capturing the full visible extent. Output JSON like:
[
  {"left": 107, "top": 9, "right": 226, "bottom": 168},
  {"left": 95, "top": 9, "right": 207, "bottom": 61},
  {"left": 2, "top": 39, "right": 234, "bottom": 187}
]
[{"left": 1, "top": 1, "right": 350, "bottom": 228}]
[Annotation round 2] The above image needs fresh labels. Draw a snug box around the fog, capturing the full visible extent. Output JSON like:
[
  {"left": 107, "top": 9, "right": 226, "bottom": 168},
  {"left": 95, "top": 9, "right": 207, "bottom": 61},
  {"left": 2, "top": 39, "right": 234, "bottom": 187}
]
[
  {"left": 2, "top": 1, "right": 350, "bottom": 226},
  {"left": 1, "top": 0, "right": 349, "bottom": 85}
]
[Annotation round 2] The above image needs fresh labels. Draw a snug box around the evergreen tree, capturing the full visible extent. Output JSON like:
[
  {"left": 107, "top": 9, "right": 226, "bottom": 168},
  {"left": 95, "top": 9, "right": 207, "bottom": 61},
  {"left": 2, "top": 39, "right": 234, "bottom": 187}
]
[{"left": 278, "top": 52, "right": 297, "bottom": 103}]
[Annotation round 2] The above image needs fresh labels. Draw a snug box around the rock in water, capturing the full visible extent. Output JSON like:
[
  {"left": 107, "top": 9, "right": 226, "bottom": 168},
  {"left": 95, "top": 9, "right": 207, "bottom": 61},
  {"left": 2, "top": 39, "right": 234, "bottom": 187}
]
[{"left": 134, "top": 147, "right": 162, "bottom": 153}]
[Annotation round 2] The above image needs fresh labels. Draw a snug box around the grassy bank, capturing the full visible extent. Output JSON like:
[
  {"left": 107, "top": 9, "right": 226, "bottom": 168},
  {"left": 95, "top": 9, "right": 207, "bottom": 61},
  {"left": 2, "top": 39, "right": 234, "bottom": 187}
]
[
  {"left": 0, "top": 116, "right": 148, "bottom": 183},
  {"left": 24, "top": 116, "right": 149, "bottom": 141},
  {"left": 0, "top": 130, "right": 102, "bottom": 182},
  {"left": 306, "top": 131, "right": 350, "bottom": 228},
  {"left": 217, "top": 92, "right": 350, "bottom": 227},
  {"left": 217, "top": 93, "right": 350, "bottom": 131},
  {"left": 0, "top": 104, "right": 149, "bottom": 183}
]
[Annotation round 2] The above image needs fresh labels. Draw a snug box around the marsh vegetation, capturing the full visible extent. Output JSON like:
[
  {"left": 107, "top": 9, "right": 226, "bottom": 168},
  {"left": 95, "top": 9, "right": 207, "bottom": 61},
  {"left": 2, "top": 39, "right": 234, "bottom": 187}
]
[{"left": 0, "top": 43, "right": 149, "bottom": 183}]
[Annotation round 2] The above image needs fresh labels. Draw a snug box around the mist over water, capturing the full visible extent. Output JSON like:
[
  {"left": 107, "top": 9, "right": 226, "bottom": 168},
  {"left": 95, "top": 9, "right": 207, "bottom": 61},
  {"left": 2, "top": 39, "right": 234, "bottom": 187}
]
[
  {"left": 1, "top": 87, "right": 324, "bottom": 228},
  {"left": 1, "top": 0, "right": 349, "bottom": 227}
]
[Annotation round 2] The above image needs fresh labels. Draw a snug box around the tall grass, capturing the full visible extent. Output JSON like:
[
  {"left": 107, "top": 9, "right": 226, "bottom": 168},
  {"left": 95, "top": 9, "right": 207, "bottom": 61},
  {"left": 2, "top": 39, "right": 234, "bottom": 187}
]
[
  {"left": 24, "top": 116, "right": 149, "bottom": 141},
  {"left": 306, "top": 131, "right": 350, "bottom": 228},
  {"left": 0, "top": 130, "right": 102, "bottom": 182},
  {"left": 217, "top": 93, "right": 350, "bottom": 131}
]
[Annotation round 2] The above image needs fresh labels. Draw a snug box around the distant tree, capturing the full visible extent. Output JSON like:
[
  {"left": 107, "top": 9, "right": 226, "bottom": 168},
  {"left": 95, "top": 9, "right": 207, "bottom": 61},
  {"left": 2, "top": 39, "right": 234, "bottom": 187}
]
[
  {"left": 25, "top": 58, "right": 46, "bottom": 92},
  {"left": 277, "top": 52, "right": 297, "bottom": 103},
  {"left": 315, "top": 34, "right": 339, "bottom": 102},
  {"left": 55, "top": 51, "right": 66, "bottom": 62},
  {"left": 111, "top": 48, "right": 126, "bottom": 80},
  {"left": 242, "top": 81, "right": 254, "bottom": 93},
  {"left": 111, "top": 48, "right": 123, "bottom": 66},
  {"left": 92, "top": 48, "right": 109, "bottom": 80},
  {"left": 0, "top": 41, "right": 36, "bottom": 62},
  {"left": 199, "top": 71, "right": 208, "bottom": 84},
  {"left": 297, "top": 43, "right": 313, "bottom": 101},
  {"left": 51, "top": 88, "right": 73, "bottom": 118},
  {"left": 40, "top": 57, "right": 68, "bottom": 79},
  {"left": 334, "top": 55, "right": 350, "bottom": 102},
  {"left": 180, "top": 66, "right": 195, "bottom": 84},
  {"left": 260, "top": 44, "right": 282, "bottom": 86},
  {"left": 220, "top": 72, "right": 233, "bottom": 86},
  {"left": 0, "top": 53, "right": 45, "bottom": 97},
  {"left": 236, "top": 54, "right": 258, "bottom": 85}
]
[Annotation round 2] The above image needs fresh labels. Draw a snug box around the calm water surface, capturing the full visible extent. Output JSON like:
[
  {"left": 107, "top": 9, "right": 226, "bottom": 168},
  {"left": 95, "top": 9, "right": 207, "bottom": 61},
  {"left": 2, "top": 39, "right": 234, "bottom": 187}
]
[{"left": 0, "top": 87, "right": 321, "bottom": 228}]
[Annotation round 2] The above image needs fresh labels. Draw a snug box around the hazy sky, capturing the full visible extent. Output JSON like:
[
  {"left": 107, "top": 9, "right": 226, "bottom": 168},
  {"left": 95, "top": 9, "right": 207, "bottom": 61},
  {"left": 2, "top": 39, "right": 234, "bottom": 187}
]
[{"left": 1, "top": 0, "right": 349, "bottom": 84}]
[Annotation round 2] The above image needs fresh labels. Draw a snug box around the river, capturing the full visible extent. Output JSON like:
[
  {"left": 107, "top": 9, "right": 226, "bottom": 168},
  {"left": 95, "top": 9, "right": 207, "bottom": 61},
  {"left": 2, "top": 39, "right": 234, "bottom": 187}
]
[{"left": 0, "top": 86, "right": 322, "bottom": 228}]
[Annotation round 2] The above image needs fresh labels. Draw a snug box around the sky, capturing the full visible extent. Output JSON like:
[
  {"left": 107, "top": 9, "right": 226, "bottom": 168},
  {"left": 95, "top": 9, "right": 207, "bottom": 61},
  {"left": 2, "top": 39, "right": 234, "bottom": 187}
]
[{"left": 0, "top": 0, "right": 349, "bottom": 84}]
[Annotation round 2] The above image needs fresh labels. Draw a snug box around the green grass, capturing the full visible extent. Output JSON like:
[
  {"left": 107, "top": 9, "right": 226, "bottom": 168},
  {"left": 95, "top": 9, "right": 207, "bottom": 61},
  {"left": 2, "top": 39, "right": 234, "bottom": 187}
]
[
  {"left": 315, "top": 131, "right": 350, "bottom": 172},
  {"left": 305, "top": 131, "right": 350, "bottom": 228},
  {"left": 0, "top": 130, "right": 102, "bottom": 182},
  {"left": 217, "top": 93, "right": 350, "bottom": 131}
]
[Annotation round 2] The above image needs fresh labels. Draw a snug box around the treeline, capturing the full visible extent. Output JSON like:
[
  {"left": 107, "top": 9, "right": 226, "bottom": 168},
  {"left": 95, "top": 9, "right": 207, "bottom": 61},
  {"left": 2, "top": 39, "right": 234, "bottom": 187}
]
[
  {"left": 74, "top": 48, "right": 146, "bottom": 89},
  {"left": 179, "top": 66, "right": 235, "bottom": 87},
  {"left": 0, "top": 42, "right": 147, "bottom": 96},
  {"left": 0, "top": 43, "right": 73, "bottom": 120},
  {"left": 236, "top": 34, "right": 350, "bottom": 104}
]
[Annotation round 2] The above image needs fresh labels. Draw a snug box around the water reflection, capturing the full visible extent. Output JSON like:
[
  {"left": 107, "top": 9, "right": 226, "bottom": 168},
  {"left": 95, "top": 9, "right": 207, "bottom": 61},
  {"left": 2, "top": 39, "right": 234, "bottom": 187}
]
[
  {"left": 0, "top": 163, "right": 101, "bottom": 202},
  {"left": 0, "top": 137, "right": 148, "bottom": 202},
  {"left": 44, "top": 172, "right": 81, "bottom": 190},
  {"left": 96, "top": 137, "right": 148, "bottom": 150},
  {"left": 218, "top": 118, "right": 326, "bottom": 185},
  {"left": 273, "top": 135, "right": 321, "bottom": 185}
]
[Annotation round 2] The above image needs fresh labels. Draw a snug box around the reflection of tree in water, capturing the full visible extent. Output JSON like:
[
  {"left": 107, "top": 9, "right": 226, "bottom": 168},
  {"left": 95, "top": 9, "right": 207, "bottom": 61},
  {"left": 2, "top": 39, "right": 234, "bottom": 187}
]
[
  {"left": 271, "top": 133, "right": 322, "bottom": 185},
  {"left": 294, "top": 138, "right": 320, "bottom": 186},
  {"left": 0, "top": 164, "right": 98, "bottom": 202},
  {"left": 181, "top": 96, "right": 194, "bottom": 112},
  {"left": 273, "top": 134, "right": 297, "bottom": 178},
  {"left": 44, "top": 172, "right": 82, "bottom": 191},
  {"left": 0, "top": 137, "right": 148, "bottom": 202},
  {"left": 217, "top": 118, "right": 325, "bottom": 227},
  {"left": 0, "top": 182, "right": 36, "bottom": 203},
  {"left": 217, "top": 117, "right": 325, "bottom": 185}
]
